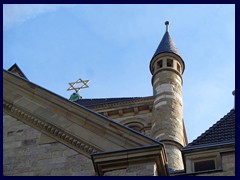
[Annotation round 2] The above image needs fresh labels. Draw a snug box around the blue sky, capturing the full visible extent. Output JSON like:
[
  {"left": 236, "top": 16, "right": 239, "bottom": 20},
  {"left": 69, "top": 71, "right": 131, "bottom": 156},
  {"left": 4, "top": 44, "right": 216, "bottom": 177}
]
[{"left": 3, "top": 4, "right": 235, "bottom": 143}]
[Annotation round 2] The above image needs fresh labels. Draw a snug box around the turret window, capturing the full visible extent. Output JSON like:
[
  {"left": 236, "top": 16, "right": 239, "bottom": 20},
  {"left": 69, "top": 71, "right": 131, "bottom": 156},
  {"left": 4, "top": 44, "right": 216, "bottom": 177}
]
[
  {"left": 167, "top": 59, "right": 173, "bottom": 67},
  {"left": 157, "top": 60, "right": 163, "bottom": 69},
  {"left": 177, "top": 63, "right": 181, "bottom": 72}
]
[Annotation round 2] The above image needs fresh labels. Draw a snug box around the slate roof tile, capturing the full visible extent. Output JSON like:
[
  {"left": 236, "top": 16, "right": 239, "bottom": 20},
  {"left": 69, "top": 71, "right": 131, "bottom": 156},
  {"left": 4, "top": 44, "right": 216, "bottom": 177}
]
[
  {"left": 153, "top": 31, "right": 181, "bottom": 58},
  {"left": 186, "top": 109, "right": 235, "bottom": 148}
]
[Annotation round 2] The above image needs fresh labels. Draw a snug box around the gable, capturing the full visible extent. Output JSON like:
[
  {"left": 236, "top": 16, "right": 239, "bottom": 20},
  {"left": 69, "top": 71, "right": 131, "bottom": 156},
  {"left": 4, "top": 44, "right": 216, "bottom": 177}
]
[
  {"left": 8, "top": 63, "right": 28, "bottom": 80},
  {"left": 3, "top": 69, "right": 162, "bottom": 158}
]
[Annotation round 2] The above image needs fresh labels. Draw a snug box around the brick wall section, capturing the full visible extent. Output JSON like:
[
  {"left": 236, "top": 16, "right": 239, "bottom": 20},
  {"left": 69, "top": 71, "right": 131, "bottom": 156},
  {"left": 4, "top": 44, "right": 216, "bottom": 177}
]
[{"left": 3, "top": 115, "right": 95, "bottom": 176}]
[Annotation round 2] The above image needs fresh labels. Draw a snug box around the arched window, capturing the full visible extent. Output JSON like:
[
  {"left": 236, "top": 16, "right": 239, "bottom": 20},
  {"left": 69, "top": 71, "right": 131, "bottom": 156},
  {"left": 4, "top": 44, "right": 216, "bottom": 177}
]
[{"left": 124, "top": 122, "right": 145, "bottom": 133}]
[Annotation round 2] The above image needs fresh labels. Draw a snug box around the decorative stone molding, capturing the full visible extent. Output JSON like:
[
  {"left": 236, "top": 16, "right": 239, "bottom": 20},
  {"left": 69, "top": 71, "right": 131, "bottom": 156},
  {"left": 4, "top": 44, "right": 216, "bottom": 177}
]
[
  {"left": 4, "top": 69, "right": 163, "bottom": 161},
  {"left": 89, "top": 96, "right": 154, "bottom": 110},
  {"left": 98, "top": 105, "right": 153, "bottom": 118},
  {"left": 3, "top": 100, "right": 101, "bottom": 157},
  {"left": 91, "top": 144, "right": 169, "bottom": 176}
]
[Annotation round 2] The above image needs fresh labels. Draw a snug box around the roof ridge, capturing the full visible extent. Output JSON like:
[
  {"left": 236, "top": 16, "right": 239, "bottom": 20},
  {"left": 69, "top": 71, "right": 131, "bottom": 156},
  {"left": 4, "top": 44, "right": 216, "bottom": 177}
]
[
  {"left": 80, "top": 97, "right": 143, "bottom": 100},
  {"left": 75, "top": 96, "right": 154, "bottom": 107}
]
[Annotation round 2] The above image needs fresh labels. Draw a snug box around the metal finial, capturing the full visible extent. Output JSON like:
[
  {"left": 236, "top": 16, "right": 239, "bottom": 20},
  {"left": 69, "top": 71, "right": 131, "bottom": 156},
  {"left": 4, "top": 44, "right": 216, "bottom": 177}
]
[
  {"left": 232, "top": 90, "right": 235, "bottom": 109},
  {"left": 165, "top": 21, "right": 170, "bottom": 32}
]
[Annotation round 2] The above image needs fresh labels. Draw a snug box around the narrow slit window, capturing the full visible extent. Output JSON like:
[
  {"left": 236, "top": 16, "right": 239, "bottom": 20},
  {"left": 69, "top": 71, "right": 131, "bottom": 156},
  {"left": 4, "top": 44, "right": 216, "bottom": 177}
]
[
  {"left": 167, "top": 59, "right": 173, "bottom": 67},
  {"left": 177, "top": 63, "right": 181, "bottom": 72},
  {"left": 157, "top": 60, "right": 163, "bottom": 69}
]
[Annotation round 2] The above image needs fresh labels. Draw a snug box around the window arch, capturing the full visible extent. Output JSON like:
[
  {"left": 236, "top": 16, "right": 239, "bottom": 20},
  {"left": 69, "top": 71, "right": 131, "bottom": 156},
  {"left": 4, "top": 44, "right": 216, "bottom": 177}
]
[
  {"left": 120, "top": 118, "right": 147, "bottom": 134},
  {"left": 124, "top": 121, "right": 145, "bottom": 133}
]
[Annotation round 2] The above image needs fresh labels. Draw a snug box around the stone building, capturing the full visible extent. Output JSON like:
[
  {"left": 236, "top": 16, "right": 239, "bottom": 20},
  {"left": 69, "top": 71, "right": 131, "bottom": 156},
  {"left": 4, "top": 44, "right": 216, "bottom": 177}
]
[{"left": 3, "top": 21, "right": 235, "bottom": 176}]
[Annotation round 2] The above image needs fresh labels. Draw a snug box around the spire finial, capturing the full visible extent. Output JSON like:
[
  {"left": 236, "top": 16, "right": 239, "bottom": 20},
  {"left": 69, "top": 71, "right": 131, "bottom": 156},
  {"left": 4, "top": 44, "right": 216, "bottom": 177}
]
[
  {"left": 165, "top": 21, "right": 170, "bottom": 32},
  {"left": 232, "top": 90, "right": 235, "bottom": 109}
]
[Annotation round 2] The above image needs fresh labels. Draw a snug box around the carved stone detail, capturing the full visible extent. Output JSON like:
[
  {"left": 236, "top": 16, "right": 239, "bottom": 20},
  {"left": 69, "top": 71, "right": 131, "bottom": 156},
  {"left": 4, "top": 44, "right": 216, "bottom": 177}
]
[{"left": 3, "top": 100, "right": 101, "bottom": 157}]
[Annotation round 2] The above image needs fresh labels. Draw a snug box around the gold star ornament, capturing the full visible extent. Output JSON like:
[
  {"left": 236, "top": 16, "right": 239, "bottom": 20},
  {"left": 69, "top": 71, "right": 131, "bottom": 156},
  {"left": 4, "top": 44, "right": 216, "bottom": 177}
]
[{"left": 67, "top": 78, "right": 90, "bottom": 93}]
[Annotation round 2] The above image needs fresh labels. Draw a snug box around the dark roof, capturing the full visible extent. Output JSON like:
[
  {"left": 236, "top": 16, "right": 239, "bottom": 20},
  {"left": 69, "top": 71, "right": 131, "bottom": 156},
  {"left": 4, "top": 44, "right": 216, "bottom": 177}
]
[
  {"left": 8, "top": 63, "right": 29, "bottom": 80},
  {"left": 75, "top": 97, "right": 146, "bottom": 107},
  {"left": 153, "top": 31, "right": 181, "bottom": 59},
  {"left": 185, "top": 109, "right": 235, "bottom": 148}
]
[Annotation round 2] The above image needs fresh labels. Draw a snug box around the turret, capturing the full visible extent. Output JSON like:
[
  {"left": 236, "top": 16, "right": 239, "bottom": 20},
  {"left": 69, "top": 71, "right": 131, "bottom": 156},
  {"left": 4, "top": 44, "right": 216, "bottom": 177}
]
[{"left": 150, "top": 21, "right": 187, "bottom": 170}]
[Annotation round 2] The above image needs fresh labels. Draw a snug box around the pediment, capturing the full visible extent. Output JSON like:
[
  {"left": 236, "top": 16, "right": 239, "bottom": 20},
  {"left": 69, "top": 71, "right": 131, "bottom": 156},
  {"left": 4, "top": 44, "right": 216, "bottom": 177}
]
[{"left": 3, "top": 70, "right": 160, "bottom": 158}]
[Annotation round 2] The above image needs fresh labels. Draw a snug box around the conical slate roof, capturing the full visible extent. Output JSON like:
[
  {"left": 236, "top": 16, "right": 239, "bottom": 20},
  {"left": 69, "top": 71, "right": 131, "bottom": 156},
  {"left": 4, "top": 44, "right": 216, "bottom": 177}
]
[
  {"left": 151, "top": 21, "right": 185, "bottom": 73},
  {"left": 153, "top": 31, "right": 181, "bottom": 58}
]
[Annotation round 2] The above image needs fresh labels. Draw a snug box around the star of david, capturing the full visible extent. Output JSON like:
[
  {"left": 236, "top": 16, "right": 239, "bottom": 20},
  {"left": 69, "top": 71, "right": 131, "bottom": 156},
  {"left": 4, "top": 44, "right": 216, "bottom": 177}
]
[{"left": 67, "top": 78, "right": 90, "bottom": 93}]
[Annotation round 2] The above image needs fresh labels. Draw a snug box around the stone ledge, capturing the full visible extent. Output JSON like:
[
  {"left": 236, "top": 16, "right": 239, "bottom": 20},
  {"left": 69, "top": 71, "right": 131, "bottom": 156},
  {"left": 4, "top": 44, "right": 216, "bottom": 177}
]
[{"left": 91, "top": 145, "right": 169, "bottom": 176}]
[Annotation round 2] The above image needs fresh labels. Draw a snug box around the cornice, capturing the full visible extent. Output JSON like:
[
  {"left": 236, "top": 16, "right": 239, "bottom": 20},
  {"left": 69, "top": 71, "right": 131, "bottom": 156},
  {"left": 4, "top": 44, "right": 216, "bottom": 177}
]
[
  {"left": 182, "top": 141, "right": 235, "bottom": 154},
  {"left": 87, "top": 97, "right": 154, "bottom": 118},
  {"left": 91, "top": 144, "right": 169, "bottom": 176},
  {"left": 3, "top": 70, "right": 160, "bottom": 154},
  {"left": 98, "top": 104, "right": 153, "bottom": 119},
  {"left": 3, "top": 100, "right": 101, "bottom": 158},
  {"left": 88, "top": 96, "right": 154, "bottom": 110}
]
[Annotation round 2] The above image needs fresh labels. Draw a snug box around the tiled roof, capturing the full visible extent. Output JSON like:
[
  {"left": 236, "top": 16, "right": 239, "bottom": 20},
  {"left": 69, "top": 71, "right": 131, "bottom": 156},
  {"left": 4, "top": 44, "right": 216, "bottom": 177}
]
[
  {"left": 153, "top": 31, "right": 181, "bottom": 59},
  {"left": 185, "top": 109, "right": 235, "bottom": 148},
  {"left": 74, "top": 97, "right": 145, "bottom": 107}
]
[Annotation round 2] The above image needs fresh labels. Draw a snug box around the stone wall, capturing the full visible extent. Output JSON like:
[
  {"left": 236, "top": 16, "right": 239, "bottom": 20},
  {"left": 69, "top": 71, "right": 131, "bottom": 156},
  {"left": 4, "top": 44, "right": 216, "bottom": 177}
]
[
  {"left": 3, "top": 114, "right": 95, "bottom": 176},
  {"left": 221, "top": 152, "right": 235, "bottom": 175},
  {"left": 3, "top": 114, "right": 157, "bottom": 176},
  {"left": 104, "top": 163, "right": 155, "bottom": 176},
  {"left": 165, "top": 144, "right": 184, "bottom": 170},
  {"left": 195, "top": 152, "right": 235, "bottom": 176},
  {"left": 151, "top": 71, "right": 184, "bottom": 145},
  {"left": 151, "top": 69, "right": 185, "bottom": 170},
  {"left": 114, "top": 112, "right": 153, "bottom": 137}
]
